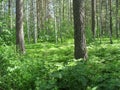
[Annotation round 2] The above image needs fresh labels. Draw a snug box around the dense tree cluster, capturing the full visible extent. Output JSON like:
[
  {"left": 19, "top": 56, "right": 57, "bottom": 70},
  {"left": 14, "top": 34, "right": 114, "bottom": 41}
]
[{"left": 0, "top": 0, "right": 119, "bottom": 58}]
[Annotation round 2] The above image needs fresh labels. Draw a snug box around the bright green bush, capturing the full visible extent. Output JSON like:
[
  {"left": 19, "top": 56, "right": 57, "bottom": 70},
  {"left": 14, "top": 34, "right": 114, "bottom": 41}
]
[
  {"left": 0, "top": 46, "right": 14, "bottom": 75},
  {"left": 0, "top": 29, "right": 14, "bottom": 45},
  {"left": 0, "top": 45, "right": 16, "bottom": 90}
]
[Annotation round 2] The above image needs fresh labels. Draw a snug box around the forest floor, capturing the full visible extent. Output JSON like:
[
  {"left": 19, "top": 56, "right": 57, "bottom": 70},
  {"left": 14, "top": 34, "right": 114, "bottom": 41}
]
[{"left": 0, "top": 39, "right": 120, "bottom": 90}]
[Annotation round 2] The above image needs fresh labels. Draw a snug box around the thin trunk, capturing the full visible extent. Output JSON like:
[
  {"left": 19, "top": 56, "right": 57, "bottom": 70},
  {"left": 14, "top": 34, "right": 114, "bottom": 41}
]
[
  {"left": 105, "top": 0, "right": 109, "bottom": 36},
  {"left": 62, "top": 0, "right": 64, "bottom": 20},
  {"left": 91, "top": 0, "right": 96, "bottom": 38},
  {"left": 109, "top": 0, "right": 113, "bottom": 44},
  {"left": 116, "top": 0, "right": 119, "bottom": 38},
  {"left": 54, "top": 1, "right": 58, "bottom": 43},
  {"left": 59, "top": 0, "right": 62, "bottom": 42},
  {"left": 26, "top": 0, "right": 30, "bottom": 43},
  {"left": 99, "top": 0, "right": 102, "bottom": 43},
  {"left": 8, "top": 0, "right": 12, "bottom": 30},
  {"left": 96, "top": 0, "right": 99, "bottom": 37},
  {"left": 33, "top": 0, "right": 37, "bottom": 43}
]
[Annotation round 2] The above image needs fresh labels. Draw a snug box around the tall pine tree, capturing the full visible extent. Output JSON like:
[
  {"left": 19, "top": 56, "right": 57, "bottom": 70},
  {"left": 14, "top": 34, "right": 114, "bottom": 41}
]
[
  {"left": 73, "top": 0, "right": 87, "bottom": 59},
  {"left": 16, "top": 0, "right": 25, "bottom": 53}
]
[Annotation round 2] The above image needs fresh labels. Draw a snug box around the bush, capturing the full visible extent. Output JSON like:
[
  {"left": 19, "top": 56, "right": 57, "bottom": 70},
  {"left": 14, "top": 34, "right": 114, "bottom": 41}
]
[
  {"left": 0, "top": 45, "right": 16, "bottom": 90},
  {"left": 50, "top": 61, "right": 90, "bottom": 90},
  {"left": 0, "top": 46, "right": 14, "bottom": 76},
  {"left": 0, "top": 29, "right": 14, "bottom": 45}
]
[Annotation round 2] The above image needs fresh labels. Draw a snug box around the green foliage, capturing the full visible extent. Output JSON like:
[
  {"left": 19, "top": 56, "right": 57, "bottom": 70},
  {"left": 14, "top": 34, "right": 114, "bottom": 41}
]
[
  {"left": 0, "top": 46, "right": 14, "bottom": 76},
  {"left": 0, "top": 29, "right": 12, "bottom": 45},
  {"left": 0, "top": 40, "right": 120, "bottom": 90},
  {"left": 52, "top": 61, "right": 89, "bottom": 90},
  {"left": 33, "top": 20, "right": 74, "bottom": 43},
  {"left": 0, "top": 21, "right": 14, "bottom": 45}
]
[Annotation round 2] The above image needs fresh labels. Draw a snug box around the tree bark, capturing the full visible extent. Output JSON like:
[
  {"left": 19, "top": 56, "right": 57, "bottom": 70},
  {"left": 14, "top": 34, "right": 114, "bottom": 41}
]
[
  {"left": 16, "top": 0, "right": 25, "bottom": 54},
  {"left": 109, "top": 0, "right": 113, "bottom": 44},
  {"left": 33, "top": 0, "right": 37, "bottom": 43},
  {"left": 91, "top": 0, "right": 96, "bottom": 38},
  {"left": 8, "top": 0, "right": 12, "bottom": 30},
  {"left": 116, "top": 0, "right": 119, "bottom": 38},
  {"left": 73, "top": 0, "right": 87, "bottom": 59}
]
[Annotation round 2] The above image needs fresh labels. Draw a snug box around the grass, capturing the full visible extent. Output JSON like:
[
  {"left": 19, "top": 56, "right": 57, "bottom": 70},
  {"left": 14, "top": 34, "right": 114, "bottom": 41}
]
[{"left": 0, "top": 39, "right": 120, "bottom": 90}]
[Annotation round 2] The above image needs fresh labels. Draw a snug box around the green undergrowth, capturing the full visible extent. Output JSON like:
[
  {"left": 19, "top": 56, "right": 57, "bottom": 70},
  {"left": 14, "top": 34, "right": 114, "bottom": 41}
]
[{"left": 0, "top": 40, "right": 120, "bottom": 90}]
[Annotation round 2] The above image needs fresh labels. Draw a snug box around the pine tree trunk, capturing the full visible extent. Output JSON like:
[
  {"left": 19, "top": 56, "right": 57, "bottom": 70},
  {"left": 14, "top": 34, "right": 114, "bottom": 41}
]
[
  {"left": 8, "top": 0, "right": 12, "bottom": 30},
  {"left": 116, "top": 0, "right": 119, "bottom": 38},
  {"left": 26, "top": 0, "right": 30, "bottom": 43},
  {"left": 91, "top": 0, "right": 96, "bottom": 38},
  {"left": 109, "top": 0, "right": 113, "bottom": 44},
  {"left": 73, "top": 0, "right": 87, "bottom": 59},
  {"left": 33, "top": 0, "right": 37, "bottom": 43},
  {"left": 16, "top": 0, "right": 25, "bottom": 54}
]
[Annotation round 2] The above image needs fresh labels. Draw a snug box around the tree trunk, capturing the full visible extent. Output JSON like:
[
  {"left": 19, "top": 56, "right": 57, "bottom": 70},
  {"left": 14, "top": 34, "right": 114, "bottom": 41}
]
[
  {"left": 16, "top": 0, "right": 25, "bottom": 54},
  {"left": 105, "top": 0, "right": 109, "bottom": 36},
  {"left": 73, "top": 0, "right": 87, "bottom": 59},
  {"left": 109, "top": 0, "right": 113, "bottom": 44},
  {"left": 8, "top": 0, "right": 12, "bottom": 30},
  {"left": 33, "top": 0, "right": 37, "bottom": 43},
  {"left": 116, "top": 0, "right": 119, "bottom": 38},
  {"left": 26, "top": 0, "right": 30, "bottom": 43},
  {"left": 99, "top": 0, "right": 102, "bottom": 43},
  {"left": 91, "top": 0, "right": 96, "bottom": 38}
]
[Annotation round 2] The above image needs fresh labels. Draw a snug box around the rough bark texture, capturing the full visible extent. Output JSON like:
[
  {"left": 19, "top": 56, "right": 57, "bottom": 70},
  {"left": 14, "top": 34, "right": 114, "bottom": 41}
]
[
  {"left": 16, "top": 0, "right": 25, "bottom": 54},
  {"left": 73, "top": 0, "right": 87, "bottom": 59}
]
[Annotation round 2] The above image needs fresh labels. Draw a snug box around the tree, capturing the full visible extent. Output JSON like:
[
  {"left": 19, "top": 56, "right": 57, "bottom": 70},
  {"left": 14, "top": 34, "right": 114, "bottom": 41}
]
[
  {"left": 109, "top": 0, "right": 113, "bottom": 44},
  {"left": 33, "top": 0, "right": 37, "bottom": 43},
  {"left": 116, "top": 0, "right": 119, "bottom": 38},
  {"left": 99, "top": 0, "right": 102, "bottom": 43},
  {"left": 73, "top": 0, "right": 87, "bottom": 59},
  {"left": 8, "top": 0, "right": 12, "bottom": 30},
  {"left": 16, "top": 0, "right": 25, "bottom": 53},
  {"left": 105, "top": 0, "right": 109, "bottom": 36},
  {"left": 26, "top": 0, "right": 30, "bottom": 43},
  {"left": 91, "top": 0, "right": 96, "bottom": 38}
]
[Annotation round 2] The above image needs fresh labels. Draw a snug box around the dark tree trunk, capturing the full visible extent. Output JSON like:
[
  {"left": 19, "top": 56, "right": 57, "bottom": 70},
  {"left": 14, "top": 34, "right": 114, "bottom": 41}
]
[
  {"left": 16, "top": 0, "right": 25, "bottom": 54},
  {"left": 8, "top": 0, "right": 12, "bottom": 30},
  {"left": 109, "top": 0, "right": 113, "bottom": 44},
  {"left": 99, "top": 0, "right": 102, "bottom": 43},
  {"left": 116, "top": 0, "right": 119, "bottom": 38},
  {"left": 105, "top": 0, "right": 108, "bottom": 36},
  {"left": 91, "top": 0, "right": 96, "bottom": 38},
  {"left": 73, "top": 0, "right": 87, "bottom": 59}
]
